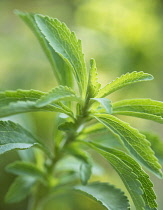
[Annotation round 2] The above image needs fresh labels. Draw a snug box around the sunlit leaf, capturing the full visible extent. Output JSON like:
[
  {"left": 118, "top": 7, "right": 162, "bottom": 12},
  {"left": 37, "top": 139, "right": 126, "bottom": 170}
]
[
  {"left": 15, "top": 10, "right": 73, "bottom": 88},
  {"left": 35, "top": 14, "right": 88, "bottom": 97},
  {"left": 87, "top": 58, "right": 101, "bottom": 97},
  {"left": 142, "top": 132, "right": 163, "bottom": 164},
  {"left": 0, "top": 89, "right": 73, "bottom": 118},
  {"left": 113, "top": 99, "right": 163, "bottom": 123},
  {"left": 36, "top": 85, "right": 80, "bottom": 107},
  {"left": 96, "top": 71, "right": 153, "bottom": 98}
]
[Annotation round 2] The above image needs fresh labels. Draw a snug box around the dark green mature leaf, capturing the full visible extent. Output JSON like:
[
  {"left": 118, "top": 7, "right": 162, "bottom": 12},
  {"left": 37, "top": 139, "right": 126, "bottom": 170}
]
[
  {"left": 0, "top": 121, "right": 39, "bottom": 155},
  {"left": 36, "top": 85, "right": 80, "bottom": 107},
  {"left": 142, "top": 132, "right": 163, "bottom": 164},
  {"left": 74, "top": 182, "right": 130, "bottom": 210},
  {"left": 96, "top": 71, "right": 153, "bottom": 98},
  {"left": 6, "top": 161, "right": 46, "bottom": 184},
  {"left": 15, "top": 10, "right": 73, "bottom": 88},
  {"left": 90, "top": 142, "right": 157, "bottom": 209},
  {"left": 113, "top": 99, "right": 163, "bottom": 124},
  {"left": 35, "top": 14, "right": 88, "bottom": 97},
  {"left": 0, "top": 89, "right": 73, "bottom": 118},
  {"left": 87, "top": 58, "right": 101, "bottom": 98},
  {"left": 5, "top": 176, "right": 35, "bottom": 203},
  {"left": 81, "top": 142, "right": 144, "bottom": 210},
  {"left": 93, "top": 114, "right": 163, "bottom": 178}
]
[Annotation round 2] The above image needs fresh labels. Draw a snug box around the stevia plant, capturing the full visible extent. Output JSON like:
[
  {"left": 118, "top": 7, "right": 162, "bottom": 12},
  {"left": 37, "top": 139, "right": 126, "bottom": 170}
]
[{"left": 1, "top": 10, "right": 163, "bottom": 210}]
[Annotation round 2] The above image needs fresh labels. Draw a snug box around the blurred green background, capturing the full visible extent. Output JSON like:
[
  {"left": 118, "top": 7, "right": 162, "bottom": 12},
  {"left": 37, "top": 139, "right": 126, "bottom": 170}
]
[{"left": 0, "top": 0, "right": 163, "bottom": 209}]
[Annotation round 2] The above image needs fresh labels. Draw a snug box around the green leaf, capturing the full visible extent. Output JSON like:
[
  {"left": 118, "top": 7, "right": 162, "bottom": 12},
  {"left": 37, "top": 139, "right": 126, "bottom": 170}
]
[
  {"left": 36, "top": 85, "right": 80, "bottom": 107},
  {"left": 87, "top": 58, "right": 101, "bottom": 98},
  {"left": 6, "top": 161, "right": 46, "bottom": 184},
  {"left": 0, "top": 121, "right": 40, "bottom": 155},
  {"left": 96, "top": 71, "right": 153, "bottom": 98},
  {"left": 0, "top": 89, "right": 73, "bottom": 118},
  {"left": 15, "top": 10, "right": 73, "bottom": 88},
  {"left": 81, "top": 142, "right": 144, "bottom": 210},
  {"left": 93, "top": 113, "right": 163, "bottom": 178},
  {"left": 90, "top": 142, "right": 157, "bottom": 209},
  {"left": 67, "top": 145, "right": 92, "bottom": 185},
  {"left": 5, "top": 176, "right": 35, "bottom": 203},
  {"left": 142, "top": 132, "right": 163, "bottom": 164},
  {"left": 90, "top": 98, "right": 112, "bottom": 114},
  {"left": 74, "top": 182, "right": 130, "bottom": 210},
  {"left": 80, "top": 162, "right": 92, "bottom": 185},
  {"left": 113, "top": 99, "right": 163, "bottom": 124},
  {"left": 35, "top": 14, "right": 88, "bottom": 97}
]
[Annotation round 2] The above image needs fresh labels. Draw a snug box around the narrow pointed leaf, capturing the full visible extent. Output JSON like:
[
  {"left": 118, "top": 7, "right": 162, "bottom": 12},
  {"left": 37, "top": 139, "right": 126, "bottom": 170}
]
[
  {"left": 35, "top": 14, "right": 88, "bottom": 97},
  {"left": 113, "top": 99, "right": 163, "bottom": 124},
  {"left": 142, "top": 132, "right": 163, "bottom": 164},
  {"left": 6, "top": 161, "right": 46, "bottom": 184},
  {"left": 5, "top": 176, "right": 35, "bottom": 203},
  {"left": 96, "top": 71, "right": 153, "bottom": 98},
  {"left": 36, "top": 85, "right": 80, "bottom": 107},
  {"left": 90, "top": 142, "right": 157, "bottom": 209},
  {"left": 93, "top": 113, "right": 163, "bottom": 178},
  {"left": 0, "top": 121, "right": 40, "bottom": 155},
  {"left": 88, "top": 58, "right": 101, "bottom": 98},
  {"left": 82, "top": 142, "right": 144, "bottom": 210},
  {"left": 74, "top": 182, "right": 130, "bottom": 210},
  {"left": 0, "top": 89, "right": 73, "bottom": 118},
  {"left": 15, "top": 10, "right": 73, "bottom": 88}
]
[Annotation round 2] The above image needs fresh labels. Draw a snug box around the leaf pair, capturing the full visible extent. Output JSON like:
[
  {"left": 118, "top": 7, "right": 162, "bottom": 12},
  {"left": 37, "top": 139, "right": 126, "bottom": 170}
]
[
  {"left": 84, "top": 142, "right": 157, "bottom": 209},
  {"left": 16, "top": 10, "right": 88, "bottom": 98}
]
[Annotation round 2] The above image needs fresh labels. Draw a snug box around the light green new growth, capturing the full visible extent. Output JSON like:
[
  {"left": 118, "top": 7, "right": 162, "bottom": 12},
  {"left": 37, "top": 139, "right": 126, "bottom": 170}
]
[
  {"left": 36, "top": 85, "right": 81, "bottom": 107},
  {"left": 96, "top": 71, "right": 153, "bottom": 98},
  {"left": 0, "top": 10, "right": 162, "bottom": 210},
  {"left": 15, "top": 10, "right": 73, "bottom": 88},
  {"left": 88, "top": 58, "right": 101, "bottom": 98},
  {"left": 35, "top": 14, "right": 88, "bottom": 98}
]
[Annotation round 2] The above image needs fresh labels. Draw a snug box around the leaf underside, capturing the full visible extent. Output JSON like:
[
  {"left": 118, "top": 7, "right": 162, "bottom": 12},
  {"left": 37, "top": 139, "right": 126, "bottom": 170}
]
[{"left": 0, "top": 121, "right": 39, "bottom": 154}]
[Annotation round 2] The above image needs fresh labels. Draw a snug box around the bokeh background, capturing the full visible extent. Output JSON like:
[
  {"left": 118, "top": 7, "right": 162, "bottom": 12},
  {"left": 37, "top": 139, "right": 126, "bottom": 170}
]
[{"left": 0, "top": 0, "right": 163, "bottom": 209}]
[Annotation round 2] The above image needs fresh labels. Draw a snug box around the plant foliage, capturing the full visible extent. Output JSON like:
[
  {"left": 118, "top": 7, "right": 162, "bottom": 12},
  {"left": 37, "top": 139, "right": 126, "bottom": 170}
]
[{"left": 0, "top": 10, "right": 162, "bottom": 209}]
